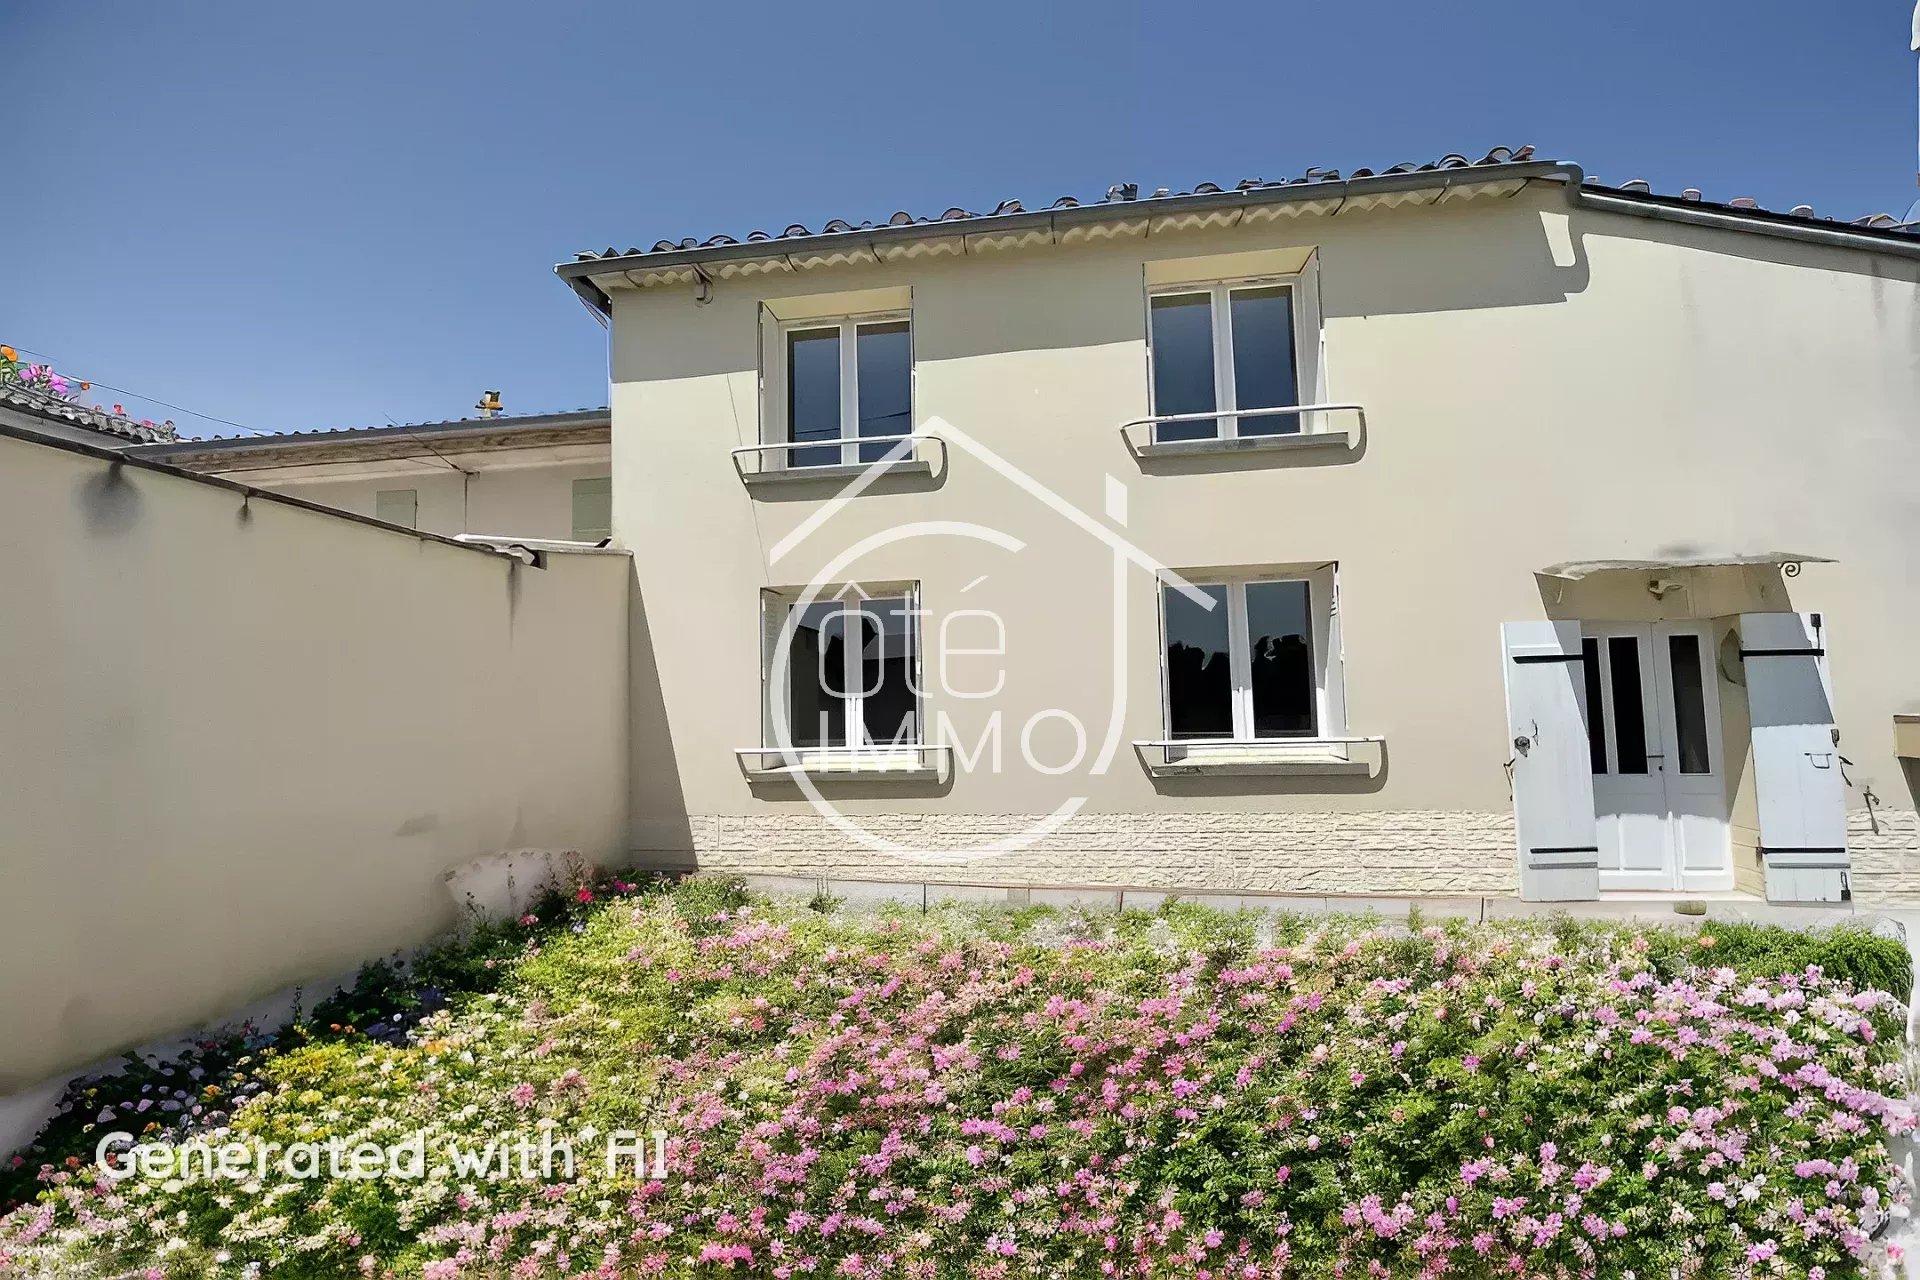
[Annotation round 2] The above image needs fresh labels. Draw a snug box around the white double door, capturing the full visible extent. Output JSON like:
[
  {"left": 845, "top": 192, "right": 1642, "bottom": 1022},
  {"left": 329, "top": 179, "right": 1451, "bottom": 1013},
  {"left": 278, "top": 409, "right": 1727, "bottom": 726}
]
[{"left": 1583, "top": 622, "right": 1731, "bottom": 892}]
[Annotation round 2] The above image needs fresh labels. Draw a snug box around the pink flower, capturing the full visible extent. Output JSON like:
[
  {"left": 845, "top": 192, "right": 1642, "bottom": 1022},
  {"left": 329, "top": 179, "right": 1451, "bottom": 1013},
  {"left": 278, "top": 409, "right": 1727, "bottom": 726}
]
[{"left": 508, "top": 1082, "right": 536, "bottom": 1109}]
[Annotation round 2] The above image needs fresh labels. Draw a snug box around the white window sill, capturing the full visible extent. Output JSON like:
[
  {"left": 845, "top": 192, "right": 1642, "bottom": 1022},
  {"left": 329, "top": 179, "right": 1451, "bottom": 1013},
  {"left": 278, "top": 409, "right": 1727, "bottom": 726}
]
[
  {"left": 740, "top": 458, "right": 933, "bottom": 489},
  {"left": 1133, "top": 737, "right": 1384, "bottom": 778},
  {"left": 734, "top": 746, "right": 949, "bottom": 782},
  {"left": 1133, "top": 429, "right": 1353, "bottom": 460}
]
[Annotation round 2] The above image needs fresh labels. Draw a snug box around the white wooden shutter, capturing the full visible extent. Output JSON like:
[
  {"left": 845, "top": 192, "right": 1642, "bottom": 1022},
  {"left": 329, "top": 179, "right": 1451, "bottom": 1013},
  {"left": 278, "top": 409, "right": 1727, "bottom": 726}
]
[
  {"left": 1292, "top": 251, "right": 1325, "bottom": 433},
  {"left": 760, "top": 591, "right": 788, "bottom": 751},
  {"left": 1740, "top": 612, "right": 1848, "bottom": 902},
  {"left": 1501, "top": 621, "right": 1600, "bottom": 901}
]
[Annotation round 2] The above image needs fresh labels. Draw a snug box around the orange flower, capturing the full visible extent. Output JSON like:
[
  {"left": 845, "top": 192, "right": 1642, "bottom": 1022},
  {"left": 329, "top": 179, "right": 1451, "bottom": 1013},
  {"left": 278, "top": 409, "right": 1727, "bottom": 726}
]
[{"left": 0, "top": 346, "right": 15, "bottom": 362}]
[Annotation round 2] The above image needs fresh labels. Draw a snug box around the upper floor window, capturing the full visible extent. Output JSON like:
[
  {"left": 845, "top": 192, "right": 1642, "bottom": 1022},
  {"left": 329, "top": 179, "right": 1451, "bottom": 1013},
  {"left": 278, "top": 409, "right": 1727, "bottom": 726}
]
[
  {"left": 1146, "top": 259, "right": 1322, "bottom": 444},
  {"left": 1160, "top": 570, "right": 1342, "bottom": 742},
  {"left": 782, "top": 315, "right": 913, "bottom": 468}
]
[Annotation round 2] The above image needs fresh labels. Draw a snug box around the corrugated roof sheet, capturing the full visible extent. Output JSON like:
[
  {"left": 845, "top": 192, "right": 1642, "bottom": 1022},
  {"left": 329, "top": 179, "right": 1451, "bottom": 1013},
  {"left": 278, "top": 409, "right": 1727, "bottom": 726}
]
[{"left": 0, "top": 382, "right": 178, "bottom": 443}]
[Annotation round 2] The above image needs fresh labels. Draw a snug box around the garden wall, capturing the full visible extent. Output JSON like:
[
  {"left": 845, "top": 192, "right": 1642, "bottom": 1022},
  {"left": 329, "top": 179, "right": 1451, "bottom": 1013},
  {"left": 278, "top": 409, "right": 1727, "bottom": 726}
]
[{"left": 0, "top": 426, "right": 630, "bottom": 1097}]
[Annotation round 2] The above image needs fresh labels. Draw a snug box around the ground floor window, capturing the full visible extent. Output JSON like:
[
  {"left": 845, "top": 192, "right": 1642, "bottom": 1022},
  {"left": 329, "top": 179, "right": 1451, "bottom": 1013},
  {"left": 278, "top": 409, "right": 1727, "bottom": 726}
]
[
  {"left": 1160, "top": 574, "right": 1327, "bottom": 741},
  {"left": 764, "top": 588, "right": 920, "bottom": 749}
]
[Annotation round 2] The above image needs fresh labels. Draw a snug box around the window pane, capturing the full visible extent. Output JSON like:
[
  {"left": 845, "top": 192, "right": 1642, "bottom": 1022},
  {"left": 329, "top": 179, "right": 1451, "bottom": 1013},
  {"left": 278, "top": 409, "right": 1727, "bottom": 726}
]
[
  {"left": 1581, "top": 638, "right": 1608, "bottom": 775},
  {"left": 1164, "top": 584, "right": 1232, "bottom": 739},
  {"left": 856, "top": 321, "right": 912, "bottom": 464},
  {"left": 1246, "top": 581, "right": 1316, "bottom": 737},
  {"left": 375, "top": 489, "right": 417, "bottom": 529},
  {"left": 1149, "top": 293, "right": 1218, "bottom": 443},
  {"left": 1607, "top": 637, "right": 1649, "bottom": 774},
  {"left": 1668, "top": 634, "right": 1711, "bottom": 775},
  {"left": 785, "top": 602, "right": 847, "bottom": 747},
  {"left": 1228, "top": 285, "right": 1300, "bottom": 437},
  {"left": 787, "top": 328, "right": 842, "bottom": 468},
  {"left": 854, "top": 596, "right": 918, "bottom": 745},
  {"left": 571, "top": 476, "right": 612, "bottom": 542}
]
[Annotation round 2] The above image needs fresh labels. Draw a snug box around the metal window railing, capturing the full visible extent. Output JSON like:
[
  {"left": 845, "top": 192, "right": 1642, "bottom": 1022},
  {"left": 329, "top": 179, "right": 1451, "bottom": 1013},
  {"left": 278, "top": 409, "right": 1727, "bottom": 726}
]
[
  {"left": 730, "top": 433, "right": 946, "bottom": 480},
  {"left": 1119, "top": 403, "right": 1367, "bottom": 451}
]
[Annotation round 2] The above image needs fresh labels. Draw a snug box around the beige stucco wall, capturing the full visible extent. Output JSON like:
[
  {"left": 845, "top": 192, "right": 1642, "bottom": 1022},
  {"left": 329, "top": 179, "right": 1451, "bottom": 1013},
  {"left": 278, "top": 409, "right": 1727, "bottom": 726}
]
[
  {"left": 240, "top": 458, "right": 612, "bottom": 540},
  {"left": 605, "top": 184, "right": 1920, "bottom": 898},
  {"left": 0, "top": 433, "right": 630, "bottom": 1092}
]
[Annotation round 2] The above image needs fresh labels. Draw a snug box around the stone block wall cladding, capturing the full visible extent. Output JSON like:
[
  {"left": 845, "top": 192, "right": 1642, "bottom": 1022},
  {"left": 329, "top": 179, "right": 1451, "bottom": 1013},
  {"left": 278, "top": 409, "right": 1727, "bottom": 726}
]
[
  {"left": 1850, "top": 809, "right": 1920, "bottom": 903},
  {"left": 644, "top": 809, "right": 1920, "bottom": 902},
  {"left": 664, "top": 811, "right": 1523, "bottom": 896}
]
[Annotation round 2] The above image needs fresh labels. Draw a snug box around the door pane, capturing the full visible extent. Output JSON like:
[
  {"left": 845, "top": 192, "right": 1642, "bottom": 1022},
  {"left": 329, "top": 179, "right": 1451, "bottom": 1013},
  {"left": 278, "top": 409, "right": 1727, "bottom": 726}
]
[
  {"left": 785, "top": 602, "right": 847, "bottom": 747},
  {"left": 1668, "top": 634, "right": 1711, "bottom": 775},
  {"left": 1229, "top": 285, "right": 1300, "bottom": 437},
  {"left": 1581, "top": 638, "right": 1608, "bottom": 774},
  {"left": 1149, "top": 293, "right": 1218, "bottom": 442},
  {"left": 1246, "top": 580, "right": 1316, "bottom": 737},
  {"left": 1164, "top": 585, "right": 1232, "bottom": 738},
  {"left": 855, "top": 596, "right": 918, "bottom": 746},
  {"left": 1607, "top": 637, "right": 1649, "bottom": 774},
  {"left": 855, "top": 321, "right": 912, "bottom": 463},
  {"left": 787, "top": 328, "right": 842, "bottom": 468}
]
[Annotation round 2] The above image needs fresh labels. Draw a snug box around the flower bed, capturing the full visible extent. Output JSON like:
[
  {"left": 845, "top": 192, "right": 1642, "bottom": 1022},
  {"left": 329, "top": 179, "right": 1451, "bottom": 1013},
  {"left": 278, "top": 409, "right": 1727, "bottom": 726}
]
[{"left": 1, "top": 878, "right": 1913, "bottom": 1279}]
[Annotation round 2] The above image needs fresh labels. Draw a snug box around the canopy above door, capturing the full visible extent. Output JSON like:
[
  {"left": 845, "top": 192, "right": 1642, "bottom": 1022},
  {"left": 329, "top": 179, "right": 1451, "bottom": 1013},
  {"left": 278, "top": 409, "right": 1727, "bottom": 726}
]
[{"left": 1538, "top": 552, "right": 1834, "bottom": 581}]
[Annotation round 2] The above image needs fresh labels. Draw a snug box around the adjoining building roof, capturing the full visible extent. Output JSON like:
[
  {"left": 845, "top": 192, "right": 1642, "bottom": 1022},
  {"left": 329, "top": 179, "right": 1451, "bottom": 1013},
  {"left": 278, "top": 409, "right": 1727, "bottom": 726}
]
[
  {"left": 555, "top": 144, "right": 1920, "bottom": 313},
  {"left": 132, "top": 407, "right": 610, "bottom": 471},
  {"left": 0, "top": 381, "right": 179, "bottom": 444}
]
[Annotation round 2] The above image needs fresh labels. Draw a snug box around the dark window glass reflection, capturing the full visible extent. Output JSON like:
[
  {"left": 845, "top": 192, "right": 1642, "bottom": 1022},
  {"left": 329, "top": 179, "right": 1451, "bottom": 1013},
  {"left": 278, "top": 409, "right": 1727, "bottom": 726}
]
[
  {"left": 785, "top": 602, "right": 846, "bottom": 746},
  {"left": 1582, "top": 638, "right": 1608, "bottom": 774},
  {"left": 1165, "top": 585, "right": 1232, "bottom": 738},
  {"left": 1150, "top": 294, "right": 1218, "bottom": 442},
  {"left": 1608, "top": 637, "right": 1649, "bottom": 774},
  {"left": 787, "top": 328, "right": 841, "bottom": 468},
  {"left": 856, "top": 322, "right": 912, "bottom": 464},
  {"left": 1229, "top": 285, "right": 1299, "bottom": 437},
  {"left": 1669, "top": 634, "right": 1711, "bottom": 775},
  {"left": 1247, "top": 580, "right": 1315, "bottom": 737},
  {"left": 856, "top": 597, "right": 918, "bottom": 745}
]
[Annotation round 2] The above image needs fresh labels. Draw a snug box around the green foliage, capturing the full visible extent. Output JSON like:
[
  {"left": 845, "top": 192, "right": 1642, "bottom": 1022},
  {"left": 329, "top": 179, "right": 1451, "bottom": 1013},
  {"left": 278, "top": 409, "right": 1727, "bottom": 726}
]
[
  {"left": 3, "top": 887, "right": 1911, "bottom": 1280},
  {"left": 1641, "top": 919, "right": 1912, "bottom": 1002}
]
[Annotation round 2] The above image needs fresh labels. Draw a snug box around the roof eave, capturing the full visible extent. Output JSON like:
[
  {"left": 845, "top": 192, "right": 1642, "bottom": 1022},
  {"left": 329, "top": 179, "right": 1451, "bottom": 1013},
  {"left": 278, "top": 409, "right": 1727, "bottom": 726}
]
[
  {"left": 554, "top": 159, "right": 1573, "bottom": 315},
  {"left": 130, "top": 410, "right": 612, "bottom": 462}
]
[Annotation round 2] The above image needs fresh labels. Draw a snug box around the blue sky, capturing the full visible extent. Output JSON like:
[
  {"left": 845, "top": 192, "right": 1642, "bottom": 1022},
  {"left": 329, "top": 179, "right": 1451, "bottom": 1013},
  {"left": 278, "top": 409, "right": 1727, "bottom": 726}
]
[{"left": 5, "top": 1, "right": 1916, "bottom": 438}]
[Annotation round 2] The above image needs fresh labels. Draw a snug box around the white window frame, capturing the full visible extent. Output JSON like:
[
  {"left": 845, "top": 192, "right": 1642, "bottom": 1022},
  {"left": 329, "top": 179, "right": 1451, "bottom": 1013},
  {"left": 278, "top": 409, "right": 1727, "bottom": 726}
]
[
  {"left": 774, "top": 311, "right": 914, "bottom": 468},
  {"left": 761, "top": 585, "right": 925, "bottom": 754},
  {"left": 1145, "top": 261, "right": 1324, "bottom": 441},
  {"left": 1156, "top": 570, "right": 1344, "bottom": 745}
]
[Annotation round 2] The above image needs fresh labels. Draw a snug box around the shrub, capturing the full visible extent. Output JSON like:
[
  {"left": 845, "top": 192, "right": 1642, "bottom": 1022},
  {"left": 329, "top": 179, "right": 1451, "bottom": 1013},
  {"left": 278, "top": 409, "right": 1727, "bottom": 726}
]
[{"left": 1, "top": 894, "right": 1911, "bottom": 1280}]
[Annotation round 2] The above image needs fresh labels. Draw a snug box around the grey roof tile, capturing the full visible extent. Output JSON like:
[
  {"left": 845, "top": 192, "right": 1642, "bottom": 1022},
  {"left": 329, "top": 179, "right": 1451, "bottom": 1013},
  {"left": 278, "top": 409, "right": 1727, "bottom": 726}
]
[
  {"left": 570, "top": 143, "right": 1919, "bottom": 266},
  {"left": 0, "top": 382, "right": 177, "bottom": 443}
]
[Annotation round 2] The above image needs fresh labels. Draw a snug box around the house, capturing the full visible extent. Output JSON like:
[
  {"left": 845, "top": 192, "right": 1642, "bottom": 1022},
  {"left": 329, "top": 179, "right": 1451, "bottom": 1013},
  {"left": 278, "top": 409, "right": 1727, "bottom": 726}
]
[
  {"left": 134, "top": 406, "right": 613, "bottom": 541},
  {"left": 557, "top": 144, "right": 1920, "bottom": 906}
]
